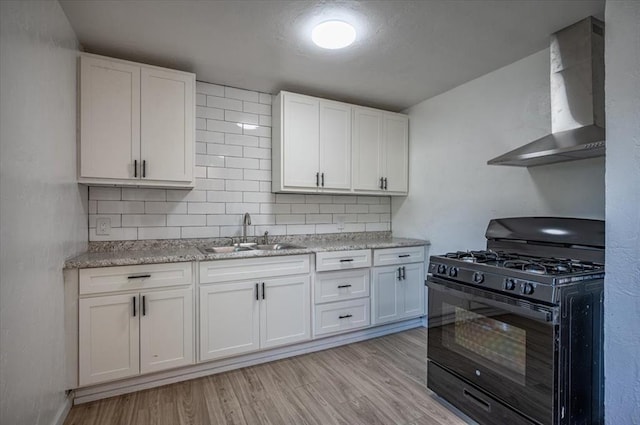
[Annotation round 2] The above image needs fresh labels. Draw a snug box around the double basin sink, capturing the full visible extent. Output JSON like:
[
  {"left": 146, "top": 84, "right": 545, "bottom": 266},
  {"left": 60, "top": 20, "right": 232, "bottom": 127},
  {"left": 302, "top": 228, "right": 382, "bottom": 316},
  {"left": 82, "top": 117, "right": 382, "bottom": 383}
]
[{"left": 198, "top": 243, "right": 305, "bottom": 254}]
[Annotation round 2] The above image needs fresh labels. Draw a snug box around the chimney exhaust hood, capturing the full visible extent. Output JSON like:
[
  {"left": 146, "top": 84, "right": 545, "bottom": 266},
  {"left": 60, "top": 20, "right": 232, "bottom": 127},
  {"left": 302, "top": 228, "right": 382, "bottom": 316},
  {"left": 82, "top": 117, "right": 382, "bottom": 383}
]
[{"left": 488, "top": 17, "right": 605, "bottom": 167}]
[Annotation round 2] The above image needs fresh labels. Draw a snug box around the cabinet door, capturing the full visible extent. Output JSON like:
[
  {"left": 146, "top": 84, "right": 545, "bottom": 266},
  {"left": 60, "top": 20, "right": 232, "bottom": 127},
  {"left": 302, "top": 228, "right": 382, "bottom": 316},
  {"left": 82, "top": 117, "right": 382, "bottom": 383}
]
[
  {"left": 140, "top": 66, "right": 194, "bottom": 183},
  {"left": 79, "top": 294, "right": 139, "bottom": 386},
  {"left": 400, "top": 263, "right": 425, "bottom": 317},
  {"left": 260, "top": 275, "right": 311, "bottom": 349},
  {"left": 282, "top": 93, "right": 320, "bottom": 189},
  {"left": 371, "top": 266, "right": 402, "bottom": 325},
  {"left": 383, "top": 113, "right": 409, "bottom": 193},
  {"left": 319, "top": 100, "right": 351, "bottom": 190},
  {"left": 140, "top": 288, "right": 193, "bottom": 374},
  {"left": 352, "top": 107, "right": 384, "bottom": 192},
  {"left": 200, "top": 282, "right": 260, "bottom": 361},
  {"left": 80, "top": 56, "right": 140, "bottom": 180}
]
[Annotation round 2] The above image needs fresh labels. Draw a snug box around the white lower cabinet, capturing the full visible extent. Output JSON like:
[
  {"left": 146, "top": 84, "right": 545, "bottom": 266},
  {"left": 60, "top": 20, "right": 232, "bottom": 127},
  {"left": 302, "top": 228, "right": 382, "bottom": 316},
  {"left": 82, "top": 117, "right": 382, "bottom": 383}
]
[
  {"left": 371, "top": 248, "right": 425, "bottom": 325},
  {"left": 79, "top": 287, "right": 193, "bottom": 385},
  {"left": 199, "top": 256, "right": 311, "bottom": 362},
  {"left": 77, "top": 264, "right": 194, "bottom": 386}
]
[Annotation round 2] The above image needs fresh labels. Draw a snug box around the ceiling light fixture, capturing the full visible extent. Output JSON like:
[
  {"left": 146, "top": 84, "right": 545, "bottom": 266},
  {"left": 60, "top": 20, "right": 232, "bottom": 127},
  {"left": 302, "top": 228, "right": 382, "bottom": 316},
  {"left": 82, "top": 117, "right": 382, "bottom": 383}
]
[{"left": 312, "top": 20, "right": 356, "bottom": 49}]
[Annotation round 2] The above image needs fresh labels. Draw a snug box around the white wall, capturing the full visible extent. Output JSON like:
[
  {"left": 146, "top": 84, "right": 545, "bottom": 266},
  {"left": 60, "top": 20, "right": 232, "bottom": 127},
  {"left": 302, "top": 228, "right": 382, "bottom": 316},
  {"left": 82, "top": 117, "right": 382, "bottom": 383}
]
[
  {"left": 88, "top": 81, "right": 391, "bottom": 241},
  {"left": 392, "top": 49, "right": 605, "bottom": 255},
  {"left": 604, "top": 1, "right": 640, "bottom": 423},
  {"left": 0, "top": 2, "right": 87, "bottom": 424}
]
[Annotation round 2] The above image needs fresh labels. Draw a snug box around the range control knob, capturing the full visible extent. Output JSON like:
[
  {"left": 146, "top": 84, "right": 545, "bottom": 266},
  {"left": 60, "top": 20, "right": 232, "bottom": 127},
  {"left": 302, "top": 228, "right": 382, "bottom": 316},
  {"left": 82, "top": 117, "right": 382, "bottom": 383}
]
[
  {"left": 437, "top": 264, "right": 448, "bottom": 274},
  {"left": 472, "top": 272, "right": 485, "bottom": 284},
  {"left": 522, "top": 283, "right": 535, "bottom": 295},
  {"left": 448, "top": 267, "right": 458, "bottom": 277},
  {"left": 504, "top": 278, "right": 516, "bottom": 290}
]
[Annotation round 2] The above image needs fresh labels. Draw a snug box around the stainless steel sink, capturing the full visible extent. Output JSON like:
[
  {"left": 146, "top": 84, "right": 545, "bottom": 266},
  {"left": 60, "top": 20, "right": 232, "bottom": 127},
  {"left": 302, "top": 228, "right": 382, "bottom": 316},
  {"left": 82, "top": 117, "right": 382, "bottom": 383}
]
[
  {"left": 198, "top": 245, "right": 253, "bottom": 254},
  {"left": 199, "top": 242, "right": 304, "bottom": 254},
  {"left": 252, "top": 243, "right": 305, "bottom": 251}
]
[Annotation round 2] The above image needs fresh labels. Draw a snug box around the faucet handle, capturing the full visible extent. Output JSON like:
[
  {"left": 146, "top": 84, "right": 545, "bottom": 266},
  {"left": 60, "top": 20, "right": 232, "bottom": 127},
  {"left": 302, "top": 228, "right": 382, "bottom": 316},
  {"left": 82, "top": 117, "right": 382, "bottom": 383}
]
[{"left": 263, "top": 231, "right": 269, "bottom": 244}]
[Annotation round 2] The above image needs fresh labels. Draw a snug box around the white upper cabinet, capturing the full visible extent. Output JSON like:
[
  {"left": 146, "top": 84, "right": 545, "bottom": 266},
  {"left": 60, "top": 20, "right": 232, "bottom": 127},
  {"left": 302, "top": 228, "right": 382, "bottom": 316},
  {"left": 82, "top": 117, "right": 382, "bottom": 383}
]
[
  {"left": 353, "top": 107, "right": 409, "bottom": 195},
  {"left": 273, "top": 92, "right": 352, "bottom": 193},
  {"left": 79, "top": 54, "right": 195, "bottom": 188},
  {"left": 273, "top": 91, "right": 407, "bottom": 196}
]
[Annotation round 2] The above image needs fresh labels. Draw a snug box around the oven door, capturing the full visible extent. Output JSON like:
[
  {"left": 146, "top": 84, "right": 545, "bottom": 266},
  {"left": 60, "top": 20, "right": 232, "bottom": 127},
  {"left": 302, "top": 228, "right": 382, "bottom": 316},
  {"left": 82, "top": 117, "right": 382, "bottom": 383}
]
[{"left": 427, "top": 276, "right": 557, "bottom": 425}]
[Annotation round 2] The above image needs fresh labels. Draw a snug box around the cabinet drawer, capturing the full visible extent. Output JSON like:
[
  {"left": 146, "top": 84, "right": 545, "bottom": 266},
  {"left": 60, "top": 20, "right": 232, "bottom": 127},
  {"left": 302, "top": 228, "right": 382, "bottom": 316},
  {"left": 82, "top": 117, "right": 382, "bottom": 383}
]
[
  {"left": 200, "top": 255, "right": 310, "bottom": 284},
  {"left": 315, "top": 249, "right": 371, "bottom": 272},
  {"left": 315, "top": 269, "right": 370, "bottom": 304},
  {"left": 373, "top": 246, "right": 425, "bottom": 266},
  {"left": 314, "top": 298, "right": 370, "bottom": 337},
  {"left": 79, "top": 262, "right": 193, "bottom": 295}
]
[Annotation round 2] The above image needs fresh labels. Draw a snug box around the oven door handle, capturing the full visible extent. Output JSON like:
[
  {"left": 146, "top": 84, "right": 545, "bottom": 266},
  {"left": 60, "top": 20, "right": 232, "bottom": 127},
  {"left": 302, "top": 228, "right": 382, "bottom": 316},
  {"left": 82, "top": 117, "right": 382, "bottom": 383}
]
[{"left": 426, "top": 278, "right": 555, "bottom": 323}]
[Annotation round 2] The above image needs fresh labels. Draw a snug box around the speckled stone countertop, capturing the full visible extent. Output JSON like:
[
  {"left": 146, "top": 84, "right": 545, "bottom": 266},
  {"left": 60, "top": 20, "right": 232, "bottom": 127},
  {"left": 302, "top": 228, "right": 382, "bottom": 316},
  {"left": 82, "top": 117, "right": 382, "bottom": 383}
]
[{"left": 64, "top": 232, "right": 429, "bottom": 269}]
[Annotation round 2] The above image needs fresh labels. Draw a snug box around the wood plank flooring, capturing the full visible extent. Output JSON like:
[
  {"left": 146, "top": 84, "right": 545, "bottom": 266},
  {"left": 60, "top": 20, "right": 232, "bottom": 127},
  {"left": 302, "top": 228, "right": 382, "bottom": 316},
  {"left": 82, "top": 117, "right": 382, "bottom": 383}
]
[{"left": 64, "top": 328, "right": 470, "bottom": 425}]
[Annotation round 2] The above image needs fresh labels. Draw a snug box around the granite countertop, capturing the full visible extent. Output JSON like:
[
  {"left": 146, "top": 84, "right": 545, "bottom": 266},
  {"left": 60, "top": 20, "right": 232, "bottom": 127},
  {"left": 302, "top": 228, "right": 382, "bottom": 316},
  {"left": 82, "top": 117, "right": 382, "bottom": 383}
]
[{"left": 65, "top": 232, "right": 429, "bottom": 269}]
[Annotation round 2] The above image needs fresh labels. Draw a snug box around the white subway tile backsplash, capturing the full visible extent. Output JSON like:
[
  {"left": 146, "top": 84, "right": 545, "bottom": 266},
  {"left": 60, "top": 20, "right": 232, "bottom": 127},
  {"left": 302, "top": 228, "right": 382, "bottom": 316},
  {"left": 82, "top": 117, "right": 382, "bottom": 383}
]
[
  {"left": 243, "top": 169, "right": 271, "bottom": 181},
  {"left": 166, "top": 190, "right": 207, "bottom": 202},
  {"left": 258, "top": 93, "right": 272, "bottom": 105},
  {"left": 145, "top": 202, "right": 187, "bottom": 214},
  {"left": 195, "top": 178, "right": 225, "bottom": 191},
  {"left": 207, "top": 119, "right": 242, "bottom": 134},
  {"left": 138, "top": 227, "right": 181, "bottom": 240},
  {"left": 207, "top": 191, "right": 243, "bottom": 203},
  {"left": 243, "top": 101, "right": 271, "bottom": 115},
  {"left": 207, "top": 95, "right": 242, "bottom": 111},
  {"left": 187, "top": 203, "right": 225, "bottom": 214},
  {"left": 225, "top": 133, "right": 259, "bottom": 147},
  {"left": 207, "top": 214, "right": 242, "bottom": 226},
  {"left": 196, "top": 81, "right": 224, "bottom": 96},
  {"left": 225, "top": 86, "right": 259, "bottom": 102},
  {"left": 197, "top": 106, "right": 224, "bottom": 120},
  {"left": 89, "top": 187, "right": 121, "bottom": 200},
  {"left": 166, "top": 214, "right": 207, "bottom": 227},
  {"left": 122, "top": 188, "right": 166, "bottom": 201},
  {"left": 243, "top": 147, "right": 270, "bottom": 159},
  {"left": 97, "top": 201, "right": 144, "bottom": 214},
  {"left": 225, "top": 179, "right": 260, "bottom": 192},
  {"left": 197, "top": 130, "right": 225, "bottom": 143},
  {"left": 207, "top": 144, "right": 243, "bottom": 158},
  {"left": 181, "top": 226, "right": 220, "bottom": 239},
  {"left": 225, "top": 203, "right": 260, "bottom": 214},
  {"left": 225, "top": 110, "right": 259, "bottom": 125},
  {"left": 287, "top": 225, "right": 315, "bottom": 235},
  {"left": 88, "top": 81, "right": 391, "bottom": 241},
  {"left": 121, "top": 214, "right": 166, "bottom": 227},
  {"left": 89, "top": 214, "right": 121, "bottom": 228},
  {"left": 225, "top": 157, "right": 259, "bottom": 170}
]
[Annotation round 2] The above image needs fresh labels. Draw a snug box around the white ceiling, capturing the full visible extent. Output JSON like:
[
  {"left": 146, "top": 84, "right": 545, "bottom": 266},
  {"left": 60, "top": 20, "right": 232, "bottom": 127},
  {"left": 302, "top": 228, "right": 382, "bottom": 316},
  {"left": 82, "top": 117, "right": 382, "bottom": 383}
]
[{"left": 59, "top": 0, "right": 604, "bottom": 111}]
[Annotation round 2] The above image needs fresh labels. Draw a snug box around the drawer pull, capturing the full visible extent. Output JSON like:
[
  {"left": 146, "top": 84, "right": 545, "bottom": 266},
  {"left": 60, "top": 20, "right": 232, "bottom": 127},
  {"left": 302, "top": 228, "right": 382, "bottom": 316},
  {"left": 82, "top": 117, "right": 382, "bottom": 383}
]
[
  {"left": 339, "top": 259, "right": 354, "bottom": 263},
  {"left": 398, "top": 254, "right": 411, "bottom": 258},
  {"left": 338, "top": 314, "right": 353, "bottom": 319},
  {"left": 337, "top": 284, "right": 352, "bottom": 289},
  {"left": 128, "top": 274, "right": 151, "bottom": 279}
]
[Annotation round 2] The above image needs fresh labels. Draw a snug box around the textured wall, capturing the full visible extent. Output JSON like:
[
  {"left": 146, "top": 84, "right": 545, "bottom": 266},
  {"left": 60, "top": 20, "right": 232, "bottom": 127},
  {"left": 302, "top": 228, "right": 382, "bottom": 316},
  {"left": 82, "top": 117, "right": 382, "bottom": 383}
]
[
  {"left": 0, "top": 2, "right": 87, "bottom": 424},
  {"left": 88, "top": 81, "right": 391, "bottom": 241},
  {"left": 604, "top": 1, "right": 640, "bottom": 423},
  {"left": 391, "top": 49, "right": 605, "bottom": 255}
]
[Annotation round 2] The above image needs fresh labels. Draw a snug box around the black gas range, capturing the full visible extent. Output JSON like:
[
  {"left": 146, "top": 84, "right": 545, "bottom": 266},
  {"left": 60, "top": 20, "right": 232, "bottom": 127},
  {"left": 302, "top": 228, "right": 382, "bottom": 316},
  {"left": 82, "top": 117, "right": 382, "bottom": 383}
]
[{"left": 426, "top": 217, "right": 604, "bottom": 425}]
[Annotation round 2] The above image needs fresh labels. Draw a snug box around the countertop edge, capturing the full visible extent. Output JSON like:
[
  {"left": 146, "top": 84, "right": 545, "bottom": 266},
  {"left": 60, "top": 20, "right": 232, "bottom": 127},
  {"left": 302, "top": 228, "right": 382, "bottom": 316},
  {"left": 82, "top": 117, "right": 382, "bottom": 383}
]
[{"left": 64, "top": 238, "right": 430, "bottom": 269}]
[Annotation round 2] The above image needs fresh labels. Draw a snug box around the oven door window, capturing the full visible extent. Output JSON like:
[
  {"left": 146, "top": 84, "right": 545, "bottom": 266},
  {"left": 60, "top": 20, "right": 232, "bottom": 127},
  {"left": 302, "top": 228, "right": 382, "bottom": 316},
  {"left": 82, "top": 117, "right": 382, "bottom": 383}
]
[
  {"left": 444, "top": 303, "right": 527, "bottom": 385},
  {"left": 428, "top": 280, "right": 555, "bottom": 424}
]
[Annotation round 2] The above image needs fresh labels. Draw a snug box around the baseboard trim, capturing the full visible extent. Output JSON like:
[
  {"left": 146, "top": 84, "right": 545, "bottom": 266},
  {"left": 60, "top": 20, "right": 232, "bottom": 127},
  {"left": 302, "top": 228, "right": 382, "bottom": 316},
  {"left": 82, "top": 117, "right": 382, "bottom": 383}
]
[
  {"left": 51, "top": 392, "right": 73, "bottom": 425},
  {"left": 73, "top": 317, "right": 424, "bottom": 404}
]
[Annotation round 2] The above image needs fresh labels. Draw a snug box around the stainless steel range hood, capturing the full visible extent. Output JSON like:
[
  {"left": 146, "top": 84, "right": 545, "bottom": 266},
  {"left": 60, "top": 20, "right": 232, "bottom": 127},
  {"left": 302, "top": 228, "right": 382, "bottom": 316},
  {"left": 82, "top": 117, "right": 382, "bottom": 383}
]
[{"left": 488, "top": 17, "right": 605, "bottom": 167}]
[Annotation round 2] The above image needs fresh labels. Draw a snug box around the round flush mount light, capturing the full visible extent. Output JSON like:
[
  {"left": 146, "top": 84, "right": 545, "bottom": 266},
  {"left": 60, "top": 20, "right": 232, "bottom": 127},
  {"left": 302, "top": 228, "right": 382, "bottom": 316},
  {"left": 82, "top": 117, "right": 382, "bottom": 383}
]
[{"left": 312, "top": 20, "right": 356, "bottom": 49}]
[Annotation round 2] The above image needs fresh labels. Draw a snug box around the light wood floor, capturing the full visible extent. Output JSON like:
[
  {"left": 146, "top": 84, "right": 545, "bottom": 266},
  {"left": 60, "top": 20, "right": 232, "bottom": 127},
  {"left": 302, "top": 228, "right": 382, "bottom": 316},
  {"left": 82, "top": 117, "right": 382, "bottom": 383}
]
[{"left": 64, "top": 328, "right": 469, "bottom": 425}]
